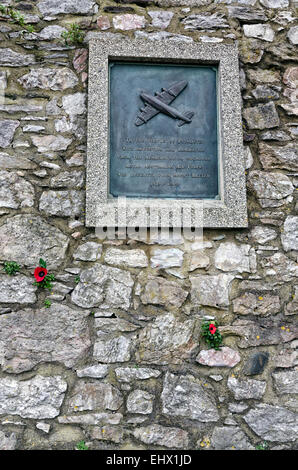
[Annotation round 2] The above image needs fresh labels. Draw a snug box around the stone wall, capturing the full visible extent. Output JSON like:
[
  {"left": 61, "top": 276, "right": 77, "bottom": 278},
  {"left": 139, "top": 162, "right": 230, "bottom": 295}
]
[{"left": 0, "top": 0, "right": 297, "bottom": 451}]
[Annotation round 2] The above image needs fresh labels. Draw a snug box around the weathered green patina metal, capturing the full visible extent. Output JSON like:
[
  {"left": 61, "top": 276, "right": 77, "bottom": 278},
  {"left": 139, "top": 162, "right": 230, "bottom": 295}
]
[{"left": 109, "top": 62, "right": 218, "bottom": 199}]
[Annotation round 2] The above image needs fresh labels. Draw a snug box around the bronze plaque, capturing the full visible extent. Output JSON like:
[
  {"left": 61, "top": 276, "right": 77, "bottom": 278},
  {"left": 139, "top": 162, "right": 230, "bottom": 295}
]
[{"left": 109, "top": 61, "right": 218, "bottom": 199}]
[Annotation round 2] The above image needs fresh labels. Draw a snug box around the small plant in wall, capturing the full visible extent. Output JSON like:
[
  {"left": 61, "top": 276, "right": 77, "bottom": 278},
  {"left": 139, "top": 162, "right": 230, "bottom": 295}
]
[
  {"left": 0, "top": 4, "right": 35, "bottom": 33},
  {"left": 201, "top": 319, "right": 223, "bottom": 351},
  {"left": 33, "top": 259, "right": 55, "bottom": 290},
  {"left": 61, "top": 23, "right": 85, "bottom": 46},
  {"left": 255, "top": 441, "right": 269, "bottom": 450},
  {"left": 44, "top": 299, "right": 52, "bottom": 308},
  {"left": 75, "top": 440, "right": 88, "bottom": 450},
  {"left": 3, "top": 261, "right": 20, "bottom": 276}
]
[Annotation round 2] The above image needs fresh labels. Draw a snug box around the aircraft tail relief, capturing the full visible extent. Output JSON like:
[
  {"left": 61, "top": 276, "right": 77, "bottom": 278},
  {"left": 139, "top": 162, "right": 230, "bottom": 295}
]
[{"left": 177, "top": 111, "right": 195, "bottom": 127}]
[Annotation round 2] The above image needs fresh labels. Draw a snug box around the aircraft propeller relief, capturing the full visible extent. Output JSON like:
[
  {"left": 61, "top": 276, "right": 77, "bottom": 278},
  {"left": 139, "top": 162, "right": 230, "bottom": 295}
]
[{"left": 135, "top": 80, "right": 195, "bottom": 127}]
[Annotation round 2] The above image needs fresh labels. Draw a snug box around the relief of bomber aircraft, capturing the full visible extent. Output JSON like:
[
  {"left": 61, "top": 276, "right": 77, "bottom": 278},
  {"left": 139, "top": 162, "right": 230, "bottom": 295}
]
[{"left": 135, "top": 80, "right": 195, "bottom": 127}]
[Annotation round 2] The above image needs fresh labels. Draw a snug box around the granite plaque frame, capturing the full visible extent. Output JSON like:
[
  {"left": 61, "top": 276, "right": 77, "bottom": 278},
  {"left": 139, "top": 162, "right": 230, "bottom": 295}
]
[{"left": 86, "top": 37, "right": 248, "bottom": 228}]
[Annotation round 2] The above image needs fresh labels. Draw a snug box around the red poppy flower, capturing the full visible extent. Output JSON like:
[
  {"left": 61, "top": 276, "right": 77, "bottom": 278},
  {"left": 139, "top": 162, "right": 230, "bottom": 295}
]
[
  {"left": 209, "top": 323, "right": 217, "bottom": 335},
  {"left": 34, "top": 266, "right": 48, "bottom": 282}
]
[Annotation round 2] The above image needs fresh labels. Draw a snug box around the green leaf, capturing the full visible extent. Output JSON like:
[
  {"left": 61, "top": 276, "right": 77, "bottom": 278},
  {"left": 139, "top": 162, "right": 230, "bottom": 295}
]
[
  {"left": 39, "top": 258, "right": 47, "bottom": 268},
  {"left": 3, "top": 261, "right": 20, "bottom": 275}
]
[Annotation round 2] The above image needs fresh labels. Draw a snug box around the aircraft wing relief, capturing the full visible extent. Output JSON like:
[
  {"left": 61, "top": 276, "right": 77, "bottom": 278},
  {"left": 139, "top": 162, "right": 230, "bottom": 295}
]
[{"left": 135, "top": 80, "right": 194, "bottom": 127}]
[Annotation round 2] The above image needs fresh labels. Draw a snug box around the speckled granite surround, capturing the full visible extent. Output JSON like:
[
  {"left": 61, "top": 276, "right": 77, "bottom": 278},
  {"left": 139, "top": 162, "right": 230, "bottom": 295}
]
[{"left": 86, "top": 38, "right": 248, "bottom": 228}]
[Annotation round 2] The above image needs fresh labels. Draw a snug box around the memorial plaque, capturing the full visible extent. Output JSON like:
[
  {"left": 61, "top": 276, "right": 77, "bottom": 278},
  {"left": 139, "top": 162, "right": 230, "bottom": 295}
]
[
  {"left": 86, "top": 38, "right": 248, "bottom": 228},
  {"left": 109, "top": 62, "right": 218, "bottom": 199}
]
